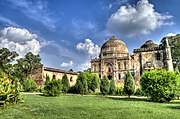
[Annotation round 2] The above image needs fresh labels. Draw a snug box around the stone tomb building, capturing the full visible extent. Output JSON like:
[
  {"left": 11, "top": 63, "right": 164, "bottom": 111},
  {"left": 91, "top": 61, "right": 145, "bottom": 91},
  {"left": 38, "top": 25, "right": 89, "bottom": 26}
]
[
  {"left": 91, "top": 36, "right": 173, "bottom": 84},
  {"left": 31, "top": 65, "right": 78, "bottom": 85}
]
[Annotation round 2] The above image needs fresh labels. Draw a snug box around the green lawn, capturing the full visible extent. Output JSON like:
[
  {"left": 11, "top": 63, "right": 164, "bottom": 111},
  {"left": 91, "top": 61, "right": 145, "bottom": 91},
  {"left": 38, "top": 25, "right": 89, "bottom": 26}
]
[{"left": 0, "top": 94, "right": 180, "bottom": 119}]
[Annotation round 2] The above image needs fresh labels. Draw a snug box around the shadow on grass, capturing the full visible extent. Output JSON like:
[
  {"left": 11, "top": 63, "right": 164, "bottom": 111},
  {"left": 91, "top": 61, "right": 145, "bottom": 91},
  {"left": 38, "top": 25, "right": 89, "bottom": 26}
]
[
  {"left": 106, "top": 96, "right": 150, "bottom": 102},
  {"left": 166, "top": 106, "right": 180, "bottom": 109}
]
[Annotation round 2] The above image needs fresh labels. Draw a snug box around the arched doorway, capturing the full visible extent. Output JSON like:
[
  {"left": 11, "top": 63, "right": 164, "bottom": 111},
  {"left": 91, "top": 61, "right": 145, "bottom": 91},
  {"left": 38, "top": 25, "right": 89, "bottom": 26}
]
[
  {"left": 105, "top": 63, "right": 113, "bottom": 80},
  {"left": 108, "top": 75, "right": 112, "bottom": 80}
]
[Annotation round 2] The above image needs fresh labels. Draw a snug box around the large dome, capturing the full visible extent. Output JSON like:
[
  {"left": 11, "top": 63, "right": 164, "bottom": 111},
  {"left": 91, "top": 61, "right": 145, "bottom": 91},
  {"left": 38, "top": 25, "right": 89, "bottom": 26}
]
[{"left": 101, "top": 36, "right": 129, "bottom": 54}]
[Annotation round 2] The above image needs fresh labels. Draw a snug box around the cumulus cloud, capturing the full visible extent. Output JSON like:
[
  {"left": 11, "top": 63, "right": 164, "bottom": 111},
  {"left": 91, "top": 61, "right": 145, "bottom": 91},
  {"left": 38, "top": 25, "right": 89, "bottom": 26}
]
[
  {"left": 76, "top": 39, "right": 100, "bottom": 57},
  {"left": 76, "top": 61, "right": 91, "bottom": 71},
  {"left": 60, "top": 61, "right": 73, "bottom": 67},
  {"left": 106, "top": 0, "right": 174, "bottom": 37},
  {"left": 0, "top": 27, "right": 42, "bottom": 57},
  {"left": 167, "top": 33, "right": 176, "bottom": 37}
]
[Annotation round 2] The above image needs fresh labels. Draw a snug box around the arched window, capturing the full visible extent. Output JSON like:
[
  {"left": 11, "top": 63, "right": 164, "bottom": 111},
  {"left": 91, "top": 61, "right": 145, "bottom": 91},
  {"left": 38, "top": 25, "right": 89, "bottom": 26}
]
[
  {"left": 53, "top": 75, "right": 56, "bottom": 79},
  {"left": 70, "top": 77, "right": 73, "bottom": 82},
  {"left": 119, "top": 74, "right": 121, "bottom": 80}
]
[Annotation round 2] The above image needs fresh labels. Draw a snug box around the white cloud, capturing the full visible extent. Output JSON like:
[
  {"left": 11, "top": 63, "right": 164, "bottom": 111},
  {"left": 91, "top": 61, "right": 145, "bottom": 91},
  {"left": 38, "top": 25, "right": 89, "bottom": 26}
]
[
  {"left": 106, "top": 0, "right": 174, "bottom": 37},
  {"left": 76, "top": 39, "right": 100, "bottom": 57},
  {"left": 167, "top": 33, "right": 176, "bottom": 37},
  {"left": 76, "top": 60, "right": 91, "bottom": 71},
  {"left": 0, "top": 27, "right": 42, "bottom": 57},
  {"left": 60, "top": 61, "right": 73, "bottom": 67}
]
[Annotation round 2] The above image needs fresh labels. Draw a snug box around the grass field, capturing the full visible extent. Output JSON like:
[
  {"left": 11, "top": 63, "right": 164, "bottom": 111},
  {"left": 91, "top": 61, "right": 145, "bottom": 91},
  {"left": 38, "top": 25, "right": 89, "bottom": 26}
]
[{"left": 0, "top": 94, "right": 180, "bottom": 119}]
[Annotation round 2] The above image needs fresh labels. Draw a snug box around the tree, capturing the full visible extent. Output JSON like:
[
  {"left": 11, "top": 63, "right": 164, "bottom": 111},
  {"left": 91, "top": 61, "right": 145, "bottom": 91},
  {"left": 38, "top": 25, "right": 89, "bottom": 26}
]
[
  {"left": 90, "top": 75, "right": 99, "bottom": 93},
  {"left": 109, "top": 79, "right": 116, "bottom": 95},
  {"left": 62, "top": 73, "right": 70, "bottom": 94},
  {"left": 140, "top": 69, "right": 180, "bottom": 102},
  {"left": 75, "top": 72, "right": 88, "bottom": 95},
  {"left": 124, "top": 71, "right": 135, "bottom": 98},
  {"left": 14, "top": 52, "right": 41, "bottom": 84},
  {"left": 100, "top": 76, "right": 110, "bottom": 95},
  {"left": 0, "top": 48, "right": 19, "bottom": 77}
]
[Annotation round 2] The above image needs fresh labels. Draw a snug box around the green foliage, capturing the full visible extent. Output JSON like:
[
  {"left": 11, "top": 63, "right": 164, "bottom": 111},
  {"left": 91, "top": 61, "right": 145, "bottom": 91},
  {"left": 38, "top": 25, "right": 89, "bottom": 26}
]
[
  {"left": 14, "top": 52, "right": 41, "bottom": 84},
  {"left": 62, "top": 73, "right": 70, "bottom": 94},
  {"left": 75, "top": 72, "right": 88, "bottom": 95},
  {"left": 0, "top": 70, "right": 22, "bottom": 107},
  {"left": 116, "top": 83, "right": 124, "bottom": 95},
  {"left": 43, "top": 80, "right": 62, "bottom": 96},
  {"left": 124, "top": 71, "right": 136, "bottom": 98},
  {"left": 90, "top": 75, "right": 99, "bottom": 93},
  {"left": 140, "top": 69, "right": 180, "bottom": 102},
  {"left": 134, "top": 86, "right": 144, "bottom": 96},
  {"left": 109, "top": 79, "right": 116, "bottom": 95},
  {"left": 23, "top": 79, "right": 37, "bottom": 92},
  {"left": 44, "top": 75, "right": 51, "bottom": 85},
  {"left": 100, "top": 76, "right": 110, "bottom": 95}
]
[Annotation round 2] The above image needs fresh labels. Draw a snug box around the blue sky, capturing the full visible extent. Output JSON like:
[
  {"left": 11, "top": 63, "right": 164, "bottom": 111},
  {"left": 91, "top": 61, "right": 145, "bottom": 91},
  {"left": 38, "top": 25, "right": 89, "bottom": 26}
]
[{"left": 0, "top": 0, "right": 179, "bottom": 71}]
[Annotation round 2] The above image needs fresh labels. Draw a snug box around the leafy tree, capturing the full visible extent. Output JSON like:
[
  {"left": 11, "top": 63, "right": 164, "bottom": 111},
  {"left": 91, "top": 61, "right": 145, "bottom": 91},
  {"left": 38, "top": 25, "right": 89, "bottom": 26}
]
[
  {"left": 124, "top": 71, "right": 136, "bottom": 98},
  {"left": 62, "top": 73, "right": 70, "bottom": 94},
  {"left": 90, "top": 75, "right": 99, "bottom": 93},
  {"left": 44, "top": 80, "right": 62, "bottom": 96},
  {"left": 100, "top": 76, "right": 110, "bottom": 95},
  {"left": 14, "top": 52, "right": 41, "bottom": 86},
  {"left": 109, "top": 79, "right": 116, "bottom": 95},
  {"left": 75, "top": 72, "right": 88, "bottom": 95},
  {"left": 140, "top": 69, "right": 180, "bottom": 102},
  {"left": 0, "top": 48, "right": 19, "bottom": 77}
]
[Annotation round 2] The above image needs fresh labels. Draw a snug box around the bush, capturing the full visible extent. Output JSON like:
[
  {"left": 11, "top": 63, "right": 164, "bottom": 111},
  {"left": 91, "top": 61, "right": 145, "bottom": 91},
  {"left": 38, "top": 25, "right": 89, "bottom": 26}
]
[
  {"left": 109, "top": 79, "right": 116, "bottom": 95},
  {"left": 23, "top": 79, "right": 37, "bottom": 92},
  {"left": 44, "top": 75, "right": 50, "bottom": 85},
  {"left": 140, "top": 69, "right": 180, "bottom": 102},
  {"left": 43, "top": 80, "right": 62, "bottom": 96},
  {"left": 75, "top": 73, "right": 88, "bottom": 95},
  {"left": 124, "top": 71, "right": 136, "bottom": 98},
  {"left": 134, "top": 86, "right": 144, "bottom": 96},
  {"left": 100, "top": 76, "right": 110, "bottom": 95},
  {"left": 67, "top": 85, "right": 77, "bottom": 94},
  {"left": 90, "top": 75, "right": 99, "bottom": 93},
  {"left": 116, "top": 83, "right": 124, "bottom": 95},
  {"left": 62, "top": 73, "right": 70, "bottom": 94},
  {"left": 0, "top": 70, "right": 22, "bottom": 107}
]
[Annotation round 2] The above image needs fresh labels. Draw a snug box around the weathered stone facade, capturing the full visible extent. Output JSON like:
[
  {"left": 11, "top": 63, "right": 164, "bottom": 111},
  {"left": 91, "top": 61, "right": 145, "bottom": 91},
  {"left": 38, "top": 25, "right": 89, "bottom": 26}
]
[
  {"left": 91, "top": 36, "right": 173, "bottom": 84},
  {"left": 31, "top": 65, "right": 78, "bottom": 86}
]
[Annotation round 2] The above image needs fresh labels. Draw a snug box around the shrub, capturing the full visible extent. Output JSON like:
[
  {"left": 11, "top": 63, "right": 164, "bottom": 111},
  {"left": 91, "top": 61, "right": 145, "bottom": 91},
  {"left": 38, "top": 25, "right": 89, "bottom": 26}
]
[
  {"left": 62, "top": 73, "right": 70, "bottom": 94},
  {"left": 75, "top": 73, "right": 88, "bottom": 95},
  {"left": 140, "top": 69, "right": 180, "bottom": 102},
  {"left": 109, "top": 79, "right": 116, "bottom": 95},
  {"left": 134, "top": 86, "right": 144, "bottom": 96},
  {"left": 89, "top": 75, "right": 99, "bottom": 93},
  {"left": 67, "top": 85, "right": 77, "bottom": 94},
  {"left": 43, "top": 80, "right": 62, "bottom": 96},
  {"left": 124, "top": 71, "right": 136, "bottom": 98},
  {"left": 24, "top": 79, "right": 37, "bottom": 92},
  {"left": 100, "top": 76, "right": 110, "bottom": 95},
  {"left": 0, "top": 70, "right": 22, "bottom": 107},
  {"left": 116, "top": 83, "right": 124, "bottom": 95},
  {"left": 44, "top": 75, "right": 51, "bottom": 85}
]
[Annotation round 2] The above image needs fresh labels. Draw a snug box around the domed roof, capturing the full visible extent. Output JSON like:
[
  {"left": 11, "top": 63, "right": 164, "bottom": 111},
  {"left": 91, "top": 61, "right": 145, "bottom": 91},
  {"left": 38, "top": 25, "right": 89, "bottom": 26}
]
[
  {"left": 140, "top": 40, "right": 158, "bottom": 48},
  {"left": 101, "top": 36, "right": 129, "bottom": 53}
]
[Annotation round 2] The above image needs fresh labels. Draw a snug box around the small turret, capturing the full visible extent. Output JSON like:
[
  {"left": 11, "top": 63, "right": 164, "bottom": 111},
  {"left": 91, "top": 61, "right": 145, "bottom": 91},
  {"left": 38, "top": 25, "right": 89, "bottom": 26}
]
[{"left": 162, "top": 38, "right": 173, "bottom": 71}]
